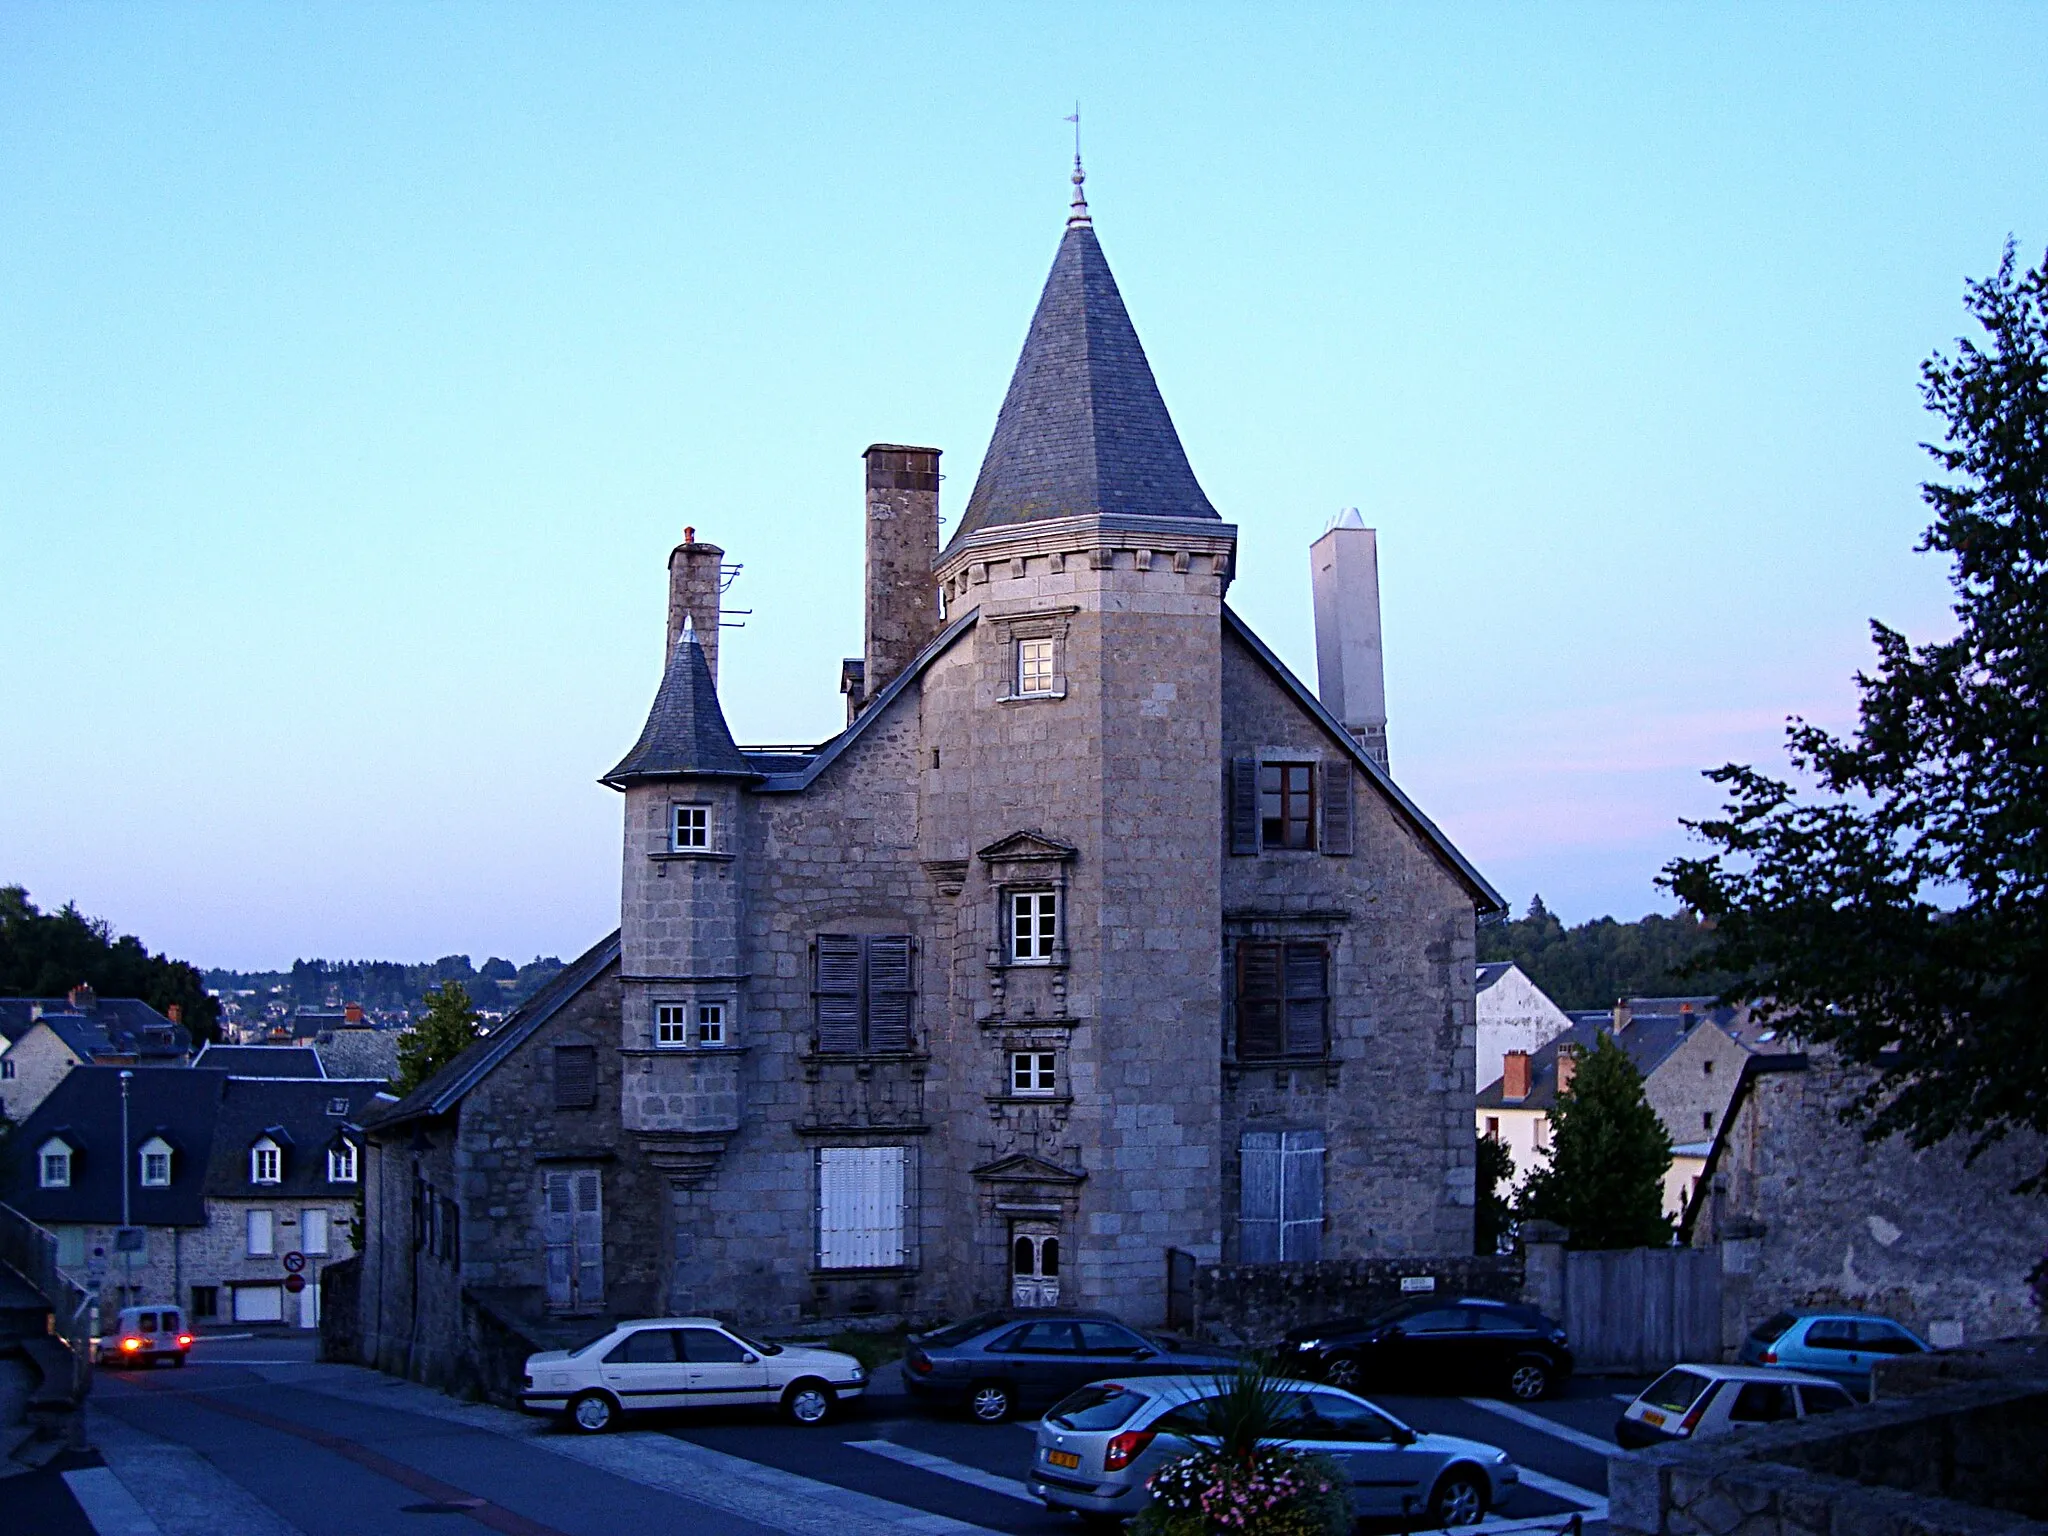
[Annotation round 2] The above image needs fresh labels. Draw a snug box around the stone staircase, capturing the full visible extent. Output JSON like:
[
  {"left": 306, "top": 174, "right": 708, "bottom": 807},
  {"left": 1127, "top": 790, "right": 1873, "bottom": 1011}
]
[{"left": 0, "top": 1208, "right": 91, "bottom": 1472}]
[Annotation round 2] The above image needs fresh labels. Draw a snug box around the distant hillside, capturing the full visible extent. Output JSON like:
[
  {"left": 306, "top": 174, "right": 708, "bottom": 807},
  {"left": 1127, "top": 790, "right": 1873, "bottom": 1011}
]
[
  {"left": 1477, "top": 896, "right": 1741, "bottom": 1011},
  {"left": 205, "top": 953, "right": 565, "bottom": 1021}
]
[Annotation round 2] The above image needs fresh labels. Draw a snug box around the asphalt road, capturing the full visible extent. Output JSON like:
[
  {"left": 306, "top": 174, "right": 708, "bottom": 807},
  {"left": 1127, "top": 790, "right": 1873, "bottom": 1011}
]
[{"left": 22, "top": 1333, "right": 1645, "bottom": 1536}]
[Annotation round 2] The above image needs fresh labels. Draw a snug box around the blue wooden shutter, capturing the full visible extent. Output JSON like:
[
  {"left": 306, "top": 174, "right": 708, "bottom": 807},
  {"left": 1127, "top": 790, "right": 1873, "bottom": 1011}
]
[
  {"left": 864, "top": 936, "right": 914, "bottom": 1052},
  {"left": 1239, "top": 1131, "right": 1282, "bottom": 1260},
  {"left": 814, "top": 935, "right": 863, "bottom": 1053}
]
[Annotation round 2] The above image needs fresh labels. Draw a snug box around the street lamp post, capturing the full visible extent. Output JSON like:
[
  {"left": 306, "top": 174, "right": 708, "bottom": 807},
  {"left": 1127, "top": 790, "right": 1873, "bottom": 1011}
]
[{"left": 119, "top": 1069, "right": 133, "bottom": 1308}]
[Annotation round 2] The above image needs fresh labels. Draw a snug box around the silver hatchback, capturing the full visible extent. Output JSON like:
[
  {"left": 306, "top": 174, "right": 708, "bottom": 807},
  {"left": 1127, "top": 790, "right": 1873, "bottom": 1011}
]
[{"left": 1028, "top": 1373, "right": 1518, "bottom": 1526}]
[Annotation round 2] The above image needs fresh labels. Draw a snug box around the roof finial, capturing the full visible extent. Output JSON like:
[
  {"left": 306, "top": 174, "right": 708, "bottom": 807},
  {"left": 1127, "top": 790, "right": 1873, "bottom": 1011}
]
[{"left": 1064, "top": 102, "right": 1090, "bottom": 228}]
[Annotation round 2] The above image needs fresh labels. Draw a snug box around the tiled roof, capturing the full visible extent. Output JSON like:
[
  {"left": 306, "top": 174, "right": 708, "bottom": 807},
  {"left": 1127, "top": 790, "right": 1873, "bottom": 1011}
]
[
  {"left": 192, "top": 1044, "right": 326, "bottom": 1079},
  {"left": 944, "top": 221, "right": 1218, "bottom": 552},
  {"left": 603, "top": 623, "right": 754, "bottom": 787}
]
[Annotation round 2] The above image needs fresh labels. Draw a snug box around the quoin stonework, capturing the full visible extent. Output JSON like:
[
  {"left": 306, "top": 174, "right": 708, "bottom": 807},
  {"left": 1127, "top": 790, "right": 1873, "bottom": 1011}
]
[{"left": 358, "top": 172, "right": 1504, "bottom": 1383}]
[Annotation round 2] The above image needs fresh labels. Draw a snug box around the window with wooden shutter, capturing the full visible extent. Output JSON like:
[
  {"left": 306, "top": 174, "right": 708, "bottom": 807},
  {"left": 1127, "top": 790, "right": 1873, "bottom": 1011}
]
[
  {"left": 813, "top": 934, "right": 915, "bottom": 1053},
  {"left": 1235, "top": 941, "right": 1330, "bottom": 1059},
  {"left": 1283, "top": 944, "right": 1329, "bottom": 1056},
  {"left": 816, "top": 1145, "right": 909, "bottom": 1268},
  {"left": 1235, "top": 943, "right": 1285, "bottom": 1058},
  {"left": 1228, "top": 758, "right": 1260, "bottom": 855},
  {"left": 542, "top": 1167, "right": 604, "bottom": 1310},
  {"left": 814, "top": 935, "right": 864, "bottom": 1053},
  {"left": 1319, "top": 760, "right": 1354, "bottom": 856},
  {"left": 553, "top": 1045, "right": 597, "bottom": 1109},
  {"left": 1238, "top": 1129, "right": 1325, "bottom": 1261}
]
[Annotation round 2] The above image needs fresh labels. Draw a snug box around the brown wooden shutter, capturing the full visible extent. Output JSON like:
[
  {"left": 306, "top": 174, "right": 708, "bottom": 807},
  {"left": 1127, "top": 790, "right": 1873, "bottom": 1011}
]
[
  {"left": 814, "top": 935, "right": 863, "bottom": 1053},
  {"left": 1282, "top": 943, "right": 1329, "bottom": 1056},
  {"left": 1235, "top": 941, "right": 1284, "bottom": 1058},
  {"left": 1319, "top": 759, "right": 1354, "bottom": 856},
  {"left": 553, "top": 1045, "right": 597, "bottom": 1109},
  {"left": 1229, "top": 758, "right": 1260, "bottom": 855},
  {"left": 864, "top": 935, "right": 914, "bottom": 1052}
]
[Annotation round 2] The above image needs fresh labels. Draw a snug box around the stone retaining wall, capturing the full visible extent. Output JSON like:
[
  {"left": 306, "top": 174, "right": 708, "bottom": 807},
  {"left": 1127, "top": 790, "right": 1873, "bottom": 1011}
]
[{"left": 1189, "top": 1255, "right": 1522, "bottom": 1345}]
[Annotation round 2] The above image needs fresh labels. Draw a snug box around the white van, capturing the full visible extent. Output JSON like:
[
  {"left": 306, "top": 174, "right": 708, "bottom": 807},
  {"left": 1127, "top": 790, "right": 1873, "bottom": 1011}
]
[{"left": 93, "top": 1305, "right": 192, "bottom": 1367}]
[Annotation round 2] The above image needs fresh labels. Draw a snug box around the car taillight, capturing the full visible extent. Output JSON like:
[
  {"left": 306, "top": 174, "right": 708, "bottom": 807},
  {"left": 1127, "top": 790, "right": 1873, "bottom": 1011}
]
[
  {"left": 1104, "top": 1429, "right": 1157, "bottom": 1471},
  {"left": 177, "top": 1334, "right": 193, "bottom": 1347},
  {"left": 1678, "top": 1394, "right": 1714, "bottom": 1434},
  {"left": 906, "top": 1350, "right": 933, "bottom": 1376},
  {"left": 1759, "top": 1349, "right": 1777, "bottom": 1364},
  {"left": 121, "top": 1337, "right": 142, "bottom": 1352}
]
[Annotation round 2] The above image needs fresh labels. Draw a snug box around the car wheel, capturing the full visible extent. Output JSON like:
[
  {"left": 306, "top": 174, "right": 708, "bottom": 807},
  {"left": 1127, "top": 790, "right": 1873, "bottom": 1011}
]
[
  {"left": 784, "top": 1379, "right": 835, "bottom": 1426},
  {"left": 968, "top": 1381, "right": 1013, "bottom": 1423},
  {"left": 569, "top": 1391, "right": 618, "bottom": 1433},
  {"left": 1506, "top": 1358, "right": 1551, "bottom": 1402},
  {"left": 1429, "top": 1468, "right": 1489, "bottom": 1527},
  {"left": 1322, "top": 1353, "right": 1363, "bottom": 1390}
]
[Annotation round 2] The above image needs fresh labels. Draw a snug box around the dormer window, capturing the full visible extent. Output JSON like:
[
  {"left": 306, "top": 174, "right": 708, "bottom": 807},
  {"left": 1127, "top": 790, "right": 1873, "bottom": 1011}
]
[
  {"left": 671, "top": 803, "right": 710, "bottom": 851},
  {"left": 328, "top": 1140, "right": 358, "bottom": 1183},
  {"left": 250, "top": 1136, "right": 282, "bottom": 1185},
  {"left": 39, "top": 1139, "right": 72, "bottom": 1189},
  {"left": 139, "top": 1136, "right": 173, "bottom": 1188}
]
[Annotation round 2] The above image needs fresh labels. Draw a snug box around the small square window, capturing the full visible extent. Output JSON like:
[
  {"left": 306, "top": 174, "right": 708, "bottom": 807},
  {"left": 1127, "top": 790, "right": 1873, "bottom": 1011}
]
[
  {"left": 1010, "top": 1051, "right": 1057, "bottom": 1096},
  {"left": 655, "top": 1003, "right": 690, "bottom": 1046},
  {"left": 671, "top": 804, "right": 710, "bottom": 851},
  {"left": 1702, "top": 1110, "right": 1714, "bottom": 1131},
  {"left": 1016, "top": 637, "right": 1055, "bottom": 696},
  {"left": 1010, "top": 890, "right": 1058, "bottom": 964},
  {"left": 251, "top": 1144, "right": 281, "bottom": 1185},
  {"left": 328, "top": 1141, "right": 358, "bottom": 1183},
  {"left": 1259, "top": 763, "right": 1316, "bottom": 850},
  {"left": 696, "top": 1002, "right": 726, "bottom": 1046}
]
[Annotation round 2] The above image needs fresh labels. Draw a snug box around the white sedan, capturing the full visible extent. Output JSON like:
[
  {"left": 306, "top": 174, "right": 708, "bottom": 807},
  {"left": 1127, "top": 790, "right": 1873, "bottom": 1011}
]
[{"left": 520, "top": 1317, "right": 867, "bottom": 1431}]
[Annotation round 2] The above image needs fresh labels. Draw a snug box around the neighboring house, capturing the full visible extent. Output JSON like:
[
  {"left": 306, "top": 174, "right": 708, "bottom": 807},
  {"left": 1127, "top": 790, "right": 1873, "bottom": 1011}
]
[
  {"left": 1477, "top": 999, "right": 1762, "bottom": 1220},
  {"left": 1, "top": 988, "right": 193, "bottom": 1121},
  {"left": 359, "top": 183, "right": 1506, "bottom": 1390},
  {"left": 1689, "top": 1048, "right": 2048, "bottom": 1347},
  {"left": 192, "top": 1045, "right": 327, "bottom": 1079},
  {"left": 1, "top": 1065, "right": 384, "bottom": 1329},
  {"left": 1473, "top": 961, "right": 1573, "bottom": 1096}
]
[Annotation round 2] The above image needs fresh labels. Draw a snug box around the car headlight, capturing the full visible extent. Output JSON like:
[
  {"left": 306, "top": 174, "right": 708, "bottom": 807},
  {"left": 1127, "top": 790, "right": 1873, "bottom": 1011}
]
[
  {"left": 1297, "top": 1338, "right": 1322, "bottom": 1350},
  {"left": 1493, "top": 1451, "right": 1510, "bottom": 1463},
  {"left": 851, "top": 1365, "right": 866, "bottom": 1380}
]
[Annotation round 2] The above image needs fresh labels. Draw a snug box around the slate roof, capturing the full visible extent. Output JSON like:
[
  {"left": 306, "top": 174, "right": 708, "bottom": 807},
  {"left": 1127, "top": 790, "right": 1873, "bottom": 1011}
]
[
  {"left": 1476, "top": 962, "right": 1515, "bottom": 993},
  {"left": 191, "top": 1044, "right": 326, "bottom": 1079},
  {"left": 366, "top": 929, "right": 622, "bottom": 1130},
  {"left": 199, "top": 1077, "right": 384, "bottom": 1199},
  {"left": 944, "top": 220, "right": 1218, "bottom": 553},
  {"left": 3, "top": 1067, "right": 227, "bottom": 1227},
  {"left": 603, "top": 622, "right": 754, "bottom": 787},
  {"left": 1477, "top": 1012, "right": 1707, "bottom": 1110},
  {"left": 312, "top": 1029, "right": 401, "bottom": 1084},
  {"left": 0, "top": 997, "right": 189, "bottom": 1060}
]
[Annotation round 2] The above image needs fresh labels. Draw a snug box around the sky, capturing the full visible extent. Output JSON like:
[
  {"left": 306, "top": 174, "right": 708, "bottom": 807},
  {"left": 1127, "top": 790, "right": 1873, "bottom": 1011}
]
[{"left": 3, "top": 5, "right": 2045, "bottom": 971}]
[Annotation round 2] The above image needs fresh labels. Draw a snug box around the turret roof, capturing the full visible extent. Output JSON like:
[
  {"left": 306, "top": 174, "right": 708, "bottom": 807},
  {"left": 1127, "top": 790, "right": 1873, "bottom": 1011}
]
[
  {"left": 944, "top": 219, "right": 1219, "bottom": 553},
  {"left": 603, "top": 620, "right": 754, "bottom": 786}
]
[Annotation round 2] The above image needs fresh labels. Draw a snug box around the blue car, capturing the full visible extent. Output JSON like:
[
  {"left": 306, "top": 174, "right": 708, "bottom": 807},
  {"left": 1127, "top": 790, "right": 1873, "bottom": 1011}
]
[{"left": 1736, "top": 1311, "right": 1930, "bottom": 1397}]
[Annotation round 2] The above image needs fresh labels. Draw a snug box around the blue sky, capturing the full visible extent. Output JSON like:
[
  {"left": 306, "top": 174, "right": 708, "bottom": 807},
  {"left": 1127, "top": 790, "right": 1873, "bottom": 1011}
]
[{"left": 4, "top": 5, "right": 2044, "bottom": 970}]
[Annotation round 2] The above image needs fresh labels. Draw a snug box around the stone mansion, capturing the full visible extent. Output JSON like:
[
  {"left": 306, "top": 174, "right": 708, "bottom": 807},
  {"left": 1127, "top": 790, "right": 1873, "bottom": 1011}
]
[{"left": 360, "top": 175, "right": 1504, "bottom": 1378}]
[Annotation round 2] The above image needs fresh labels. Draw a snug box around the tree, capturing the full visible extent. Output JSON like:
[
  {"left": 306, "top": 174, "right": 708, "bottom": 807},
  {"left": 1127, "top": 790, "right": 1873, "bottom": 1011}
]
[
  {"left": 396, "top": 981, "right": 483, "bottom": 1095},
  {"left": 1477, "top": 895, "right": 1741, "bottom": 1009},
  {"left": 0, "top": 884, "right": 221, "bottom": 1044},
  {"left": 1519, "top": 1034, "right": 1673, "bottom": 1249},
  {"left": 1475, "top": 1133, "right": 1516, "bottom": 1255},
  {"left": 1664, "top": 244, "right": 2048, "bottom": 1195}
]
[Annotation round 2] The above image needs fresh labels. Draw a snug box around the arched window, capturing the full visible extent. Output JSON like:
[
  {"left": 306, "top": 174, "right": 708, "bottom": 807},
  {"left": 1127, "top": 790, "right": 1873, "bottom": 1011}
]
[{"left": 250, "top": 1136, "right": 282, "bottom": 1185}]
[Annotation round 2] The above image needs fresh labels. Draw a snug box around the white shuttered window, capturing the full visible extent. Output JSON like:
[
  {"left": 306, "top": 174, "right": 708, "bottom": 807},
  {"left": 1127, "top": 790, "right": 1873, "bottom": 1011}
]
[
  {"left": 1238, "top": 1130, "right": 1325, "bottom": 1262},
  {"left": 817, "top": 1146, "right": 909, "bottom": 1269}
]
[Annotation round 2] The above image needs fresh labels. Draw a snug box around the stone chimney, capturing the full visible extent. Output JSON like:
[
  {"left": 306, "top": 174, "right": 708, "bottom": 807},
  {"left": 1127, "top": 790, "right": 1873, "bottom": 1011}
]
[
  {"left": 167, "top": 1004, "right": 182, "bottom": 1026},
  {"left": 344, "top": 1002, "right": 364, "bottom": 1025},
  {"left": 67, "top": 982, "right": 96, "bottom": 1013},
  {"left": 1612, "top": 998, "right": 1634, "bottom": 1033},
  {"left": 667, "top": 527, "right": 724, "bottom": 685},
  {"left": 861, "top": 445, "right": 941, "bottom": 708},
  {"left": 1502, "top": 1050, "right": 1532, "bottom": 1102},
  {"left": 1310, "top": 509, "right": 1390, "bottom": 773},
  {"left": 1555, "top": 1048, "right": 1579, "bottom": 1095}
]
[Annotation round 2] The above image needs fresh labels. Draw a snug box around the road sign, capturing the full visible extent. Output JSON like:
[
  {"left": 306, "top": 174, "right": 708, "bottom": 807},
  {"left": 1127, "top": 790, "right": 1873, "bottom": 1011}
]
[
  {"left": 284, "top": 1273, "right": 307, "bottom": 1294},
  {"left": 282, "top": 1251, "right": 306, "bottom": 1274}
]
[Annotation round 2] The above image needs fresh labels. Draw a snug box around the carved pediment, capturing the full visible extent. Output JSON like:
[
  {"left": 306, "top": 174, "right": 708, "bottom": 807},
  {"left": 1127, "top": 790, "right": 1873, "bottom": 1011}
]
[
  {"left": 970, "top": 1152, "right": 1087, "bottom": 1186},
  {"left": 976, "top": 830, "right": 1077, "bottom": 866}
]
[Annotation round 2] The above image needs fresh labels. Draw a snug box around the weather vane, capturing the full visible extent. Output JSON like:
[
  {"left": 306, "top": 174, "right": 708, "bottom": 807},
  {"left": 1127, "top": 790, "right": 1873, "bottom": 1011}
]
[{"left": 1064, "top": 102, "right": 1090, "bottom": 228}]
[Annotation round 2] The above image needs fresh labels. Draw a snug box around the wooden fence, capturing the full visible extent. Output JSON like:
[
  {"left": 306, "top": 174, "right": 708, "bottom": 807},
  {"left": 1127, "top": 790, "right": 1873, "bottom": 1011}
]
[{"left": 1562, "top": 1245, "right": 1721, "bottom": 1373}]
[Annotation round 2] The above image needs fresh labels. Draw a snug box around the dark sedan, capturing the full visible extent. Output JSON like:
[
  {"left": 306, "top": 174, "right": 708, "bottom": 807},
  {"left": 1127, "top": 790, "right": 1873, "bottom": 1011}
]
[
  {"left": 903, "top": 1310, "right": 1238, "bottom": 1422},
  {"left": 1274, "top": 1296, "right": 1573, "bottom": 1402}
]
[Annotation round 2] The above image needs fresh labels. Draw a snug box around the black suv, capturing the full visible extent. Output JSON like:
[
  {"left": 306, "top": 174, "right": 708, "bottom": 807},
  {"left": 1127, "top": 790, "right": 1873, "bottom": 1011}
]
[
  {"left": 1275, "top": 1297, "right": 1573, "bottom": 1401},
  {"left": 902, "top": 1310, "right": 1237, "bottom": 1423}
]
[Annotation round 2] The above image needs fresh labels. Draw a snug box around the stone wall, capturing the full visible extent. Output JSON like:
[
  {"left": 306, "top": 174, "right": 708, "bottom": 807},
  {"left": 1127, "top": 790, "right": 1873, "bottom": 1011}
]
[
  {"left": 318, "top": 1254, "right": 360, "bottom": 1362},
  {"left": 1610, "top": 1375, "right": 2048, "bottom": 1536},
  {"left": 1188, "top": 1255, "right": 1522, "bottom": 1345},
  {"left": 1696, "top": 1054, "right": 2048, "bottom": 1347}
]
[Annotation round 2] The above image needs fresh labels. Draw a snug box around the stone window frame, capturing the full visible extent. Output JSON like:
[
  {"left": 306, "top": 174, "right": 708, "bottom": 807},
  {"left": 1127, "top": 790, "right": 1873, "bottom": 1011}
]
[{"left": 992, "top": 612, "right": 1073, "bottom": 704}]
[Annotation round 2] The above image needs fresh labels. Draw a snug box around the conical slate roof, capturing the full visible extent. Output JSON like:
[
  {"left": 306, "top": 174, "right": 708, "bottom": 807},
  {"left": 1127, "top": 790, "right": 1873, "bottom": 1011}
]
[
  {"left": 603, "top": 621, "right": 754, "bottom": 785},
  {"left": 944, "top": 221, "right": 1219, "bottom": 552}
]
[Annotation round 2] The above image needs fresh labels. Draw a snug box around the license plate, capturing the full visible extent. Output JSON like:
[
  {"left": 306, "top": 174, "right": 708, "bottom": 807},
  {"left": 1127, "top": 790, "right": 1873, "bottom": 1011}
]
[
  {"left": 1046, "top": 1449, "right": 1081, "bottom": 1470},
  {"left": 1641, "top": 1410, "right": 1666, "bottom": 1427}
]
